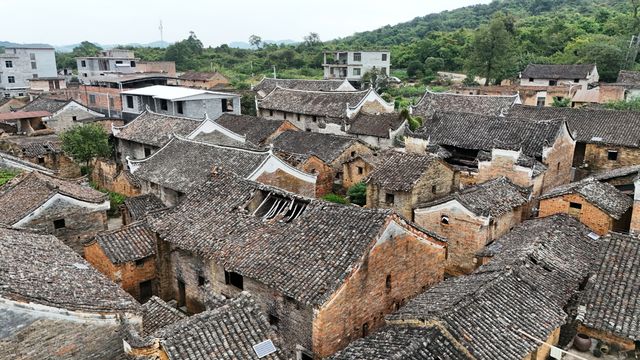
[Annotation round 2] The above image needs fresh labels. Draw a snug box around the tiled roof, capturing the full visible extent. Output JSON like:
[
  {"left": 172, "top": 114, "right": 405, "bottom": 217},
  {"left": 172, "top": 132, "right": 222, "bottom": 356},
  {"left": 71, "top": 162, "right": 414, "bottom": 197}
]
[
  {"left": 507, "top": 105, "right": 640, "bottom": 147},
  {"left": 253, "top": 78, "right": 355, "bottom": 96},
  {"left": 579, "top": 233, "right": 640, "bottom": 341},
  {"left": 215, "top": 114, "right": 288, "bottom": 145},
  {"left": 258, "top": 87, "right": 371, "bottom": 118},
  {"left": 540, "top": 178, "right": 633, "bottom": 219},
  {"left": 179, "top": 71, "right": 228, "bottom": 81},
  {"left": 20, "top": 97, "right": 68, "bottom": 113},
  {"left": 124, "top": 193, "right": 165, "bottom": 221},
  {"left": 330, "top": 324, "right": 469, "bottom": 360},
  {"left": 617, "top": 70, "right": 640, "bottom": 84},
  {"left": 92, "top": 221, "right": 156, "bottom": 264},
  {"left": 412, "top": 111, "right": 566, "bottom": 157},
  {"left": 149, "top": 170, "right": 443, "bottom": 306},
  {"left": 113, "top": 110, "right": 202, "bottom": 147},
  {"left": 272, "top": 130, "right": 362, "bottom": 163},
  {"left": 347, "top": 112, "right": 405, "bottom": 138},
  {"left": 366, "top": 150, "right": 444, "bottom": 192},
  {"left": 131, "top": 136, "right": 270, "bottom": 193},
  {"left": 521, "top": 63, "right": 595, "bottom": 79},
  {"left": 1, "top": 134, "right": 63, "bottom": 157},
  {"left": 0, "top": 227, "right": 139, "bottom": 312},
  {"left": 387, "top": 215, "right": 598, "bottom": 359},
  {"left": 141, "top": 296, "right": 186, "bottom": 336},
  {"left": 0, "top": 172, "right": 107, "bottom": 225},
  {"left": 152, "top": 292, "right": 283, "bottom": 359},
  {"left": 416, "top": 177, "right": 530, "bottom": 217},
  {"left": 410, "top": 90, "right": 518, "bottom": 118},
  {"left": 594, "top": 164, "right": 640, "bottom": 181},
  {"left": 0, "top": 111, "right": 51, "bottom": 121}
]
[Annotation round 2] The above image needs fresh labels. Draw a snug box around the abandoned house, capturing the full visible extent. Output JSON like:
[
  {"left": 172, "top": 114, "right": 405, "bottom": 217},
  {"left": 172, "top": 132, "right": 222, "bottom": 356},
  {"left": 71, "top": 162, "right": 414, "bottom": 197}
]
[
  {"left": 342, "top": 152, "right": 386, "bottom": 191},
  {"left": 19, "top": 97, "right": 105, "bottom": 132},
  {"left": 256, "top": 87, "right": 394, "bottom": 133},
  {"left": 577, "top": 232, "right": 640, "bottom": 352},
  {"left": 0, "top": 171, "right": 109, "bottom": 253},
  {"left": 519, "top": 63, "right": 598, "bottom": 88},
  {"left": 252, "top": 77, "right": 356, "bottom": 98},
  {"left": 345, "top": 112, "right": 406, "bottom": 149},
  {"left": 409, "top": 89, "right": 521, "bottom": 119},
  {"left": 128, "top": 135, "right": 317, "bottom": 205},
  {"left": 0, "top": 97, "right": 28, "bottom": 113},
  {"left": 123, "top": 292, "right": 283, "bottom": 359},
  {"left": 177, "top": 71, "right": 231, "bottom": 89},
  {"left": 593, "top": 164, "right": 640, "bottom": 194},
  {"left": 0, "top": 134, "right": 80, "bottom": 177},
  {"left": 613, "top": 69, "right": 640, "bottom": 100},
  {"left": 112, "top": 109, "right": 203, "bottom": 166},
  {"left": 0, "top": 227, "right": 141, "bottom": 359},
  {"left": 406, "top": 111, "right": 575, "bottom": 195},
  {"left": 538, "top": 177, "right": 633, "bottom": 235},
  {"left": 186, "top": 113, "right": 298, "bottom": 148},
  {"left": 508, "top": 105, "right": 640, "bottom": 174},
  {"left": 349, "top": 214, "right": 597, "bottom": 360},
  {"left": 365, "top": 150, "right": 455, "bottom": 219},
  {"left": 271, "top": 130, "right": 373, "bottom": 195},
  {"left": 84, "top": 220, "right": 158, "bottom": 303},
  {"left": 0, "top": 110, "right": 51, "bottom": 135},
  {"left": 147, "top": 169, "right": 447, "bottom": 358},
  {"left": 413, "top": 177, "right": 531, "bottom": 275},
  {"left": 0, "top": 150, "right": 55, "bottom": 175},
  {"left": 120, "top": 85, "right": 240, "bottom": 121},
  {"left": 121, "top": 193, "right": 165, "bottom": 225}
]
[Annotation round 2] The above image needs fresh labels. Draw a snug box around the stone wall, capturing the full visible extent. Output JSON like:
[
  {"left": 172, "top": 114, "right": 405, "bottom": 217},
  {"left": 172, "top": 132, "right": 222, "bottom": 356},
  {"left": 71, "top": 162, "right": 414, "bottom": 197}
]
[
  {"left": 91, "top": 159, "right": 141, "bottom": 197},
  {"left": 583, "top": 144, "right": 640, "bottom": 173},
  {"left": 541, "top": 127, "right": 575, "bottom": 193},
  {"left": 44, "top": 104, "right": 102, "bottom": 133},
  {"left": 538, "top": 194, "right": 614, "bottom": 235},
  {"left": 299, "top": 156, "right": 333, "bottom": 197},
  {"left": 342, "top": 157, "right": 374, "bottom": 191}
]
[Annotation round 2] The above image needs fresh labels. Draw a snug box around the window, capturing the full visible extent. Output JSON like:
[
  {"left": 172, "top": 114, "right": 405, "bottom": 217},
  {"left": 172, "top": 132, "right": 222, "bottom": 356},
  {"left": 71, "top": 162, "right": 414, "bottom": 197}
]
[
  {"left": 33, "top": 74, "right": 38, "bottom": 79},
  {"left": 431, "top": 184, "right": 437, "bottom": 194},
  {"left": 81, "top": 60, "right": 86, "bottom": 67},
  {"left": 362, "top": 323, "right": 369, "bottom": 337},
  {"left": 351, "top": 151, "right": 356, "bottom": 157},
  {"left": 381, "top": 67, "right": 387, "bottom": 75},
  {"left": 574, "top": 78, "right": 580, "bottom": 83},
  {"left": 31, "top": 61, "right": 37, "bottom": 69},
  {"left": 72, "top": 116, "right": 77, "bottom": 121},
  {"left": 335, "top": 172, "right": 342, "bottom": 180},
  {"left": 37, "top": 156, "right": 45, "bottom": 164},
  {"left": 83, "top": 73, "right": 87, "bottom": 77},
  {"left": 385, "top": 274, "right": 392, "bottom": 291},
  {"left": 139, "top": 280, "right": 153, "bottom": 302},
  {"left": 357, "top": 166, "right": 364, "bottom": 175},
  {"left": 353, "top": 52, "right": 361, "bottom": 62},
  {"left": 198, "top": 275, "right": 206, "bottom": 286},
  {"left": 536, "top": 97, "right": 545, "bottom": 107},
  {"left": 7, "top": 76, "right": 15, "bottom": 84},
  {"left": 296, "top": 113, "right": 301, "bottom": 121},
  {"left": 144, "top": 147, "right": 152, "bottom": 157},
  {"left": 440, "top": 215, "right": 449, "bottom": 225},
  {"left": 608, "top": 150, "right": 618, "bottom": 161},
  {"left": 353, "top": 68, "right": 361, "bottom": 76},
  {"left": 89, "top": 94, "right": 96, "bottom": 105},
  {"left": 115, "top": 60, "right": 123, "bottom": 64},
  {"left": 109, "top": 97, "right": 114, "bottom": 107},
  {"left": 557, "top": 162, "right": 560, "bottom": 171},
  {"left": 268, "top": 314, "right": 279, "bottom": 326},
  {"left": 160, "top": 99, "right": 168, "bottom": 111},
  {"left": 130, "top": 61, "right": 136, "bottom": 67},
  {"left": 529, "top": 78, "right": 534, "bottom": 82},
  {"left": 221, "top": 98, "right": 233, "bottom": 113},
  {"left": 135, "top": 259, "right": 145, "bottom": 267},
  {"left": 385, "top": 193, "right": 395, "bottom": 204},
  {"left": 126, "top": 95, "right": 134, "bottom": 108},
  {"left": 176, "top": 101, "right": 184, "bottom": 114},
  {"left": 224, "top": 270, "right": 244, "bottom": 290},
  {"left": 53, "top": 219, "right": 66, "bottom": 229},
  {"left": 269, "top": 110, "right": 273, "bottom": 117},
  {"left": 312, "top": 116, "right": 317, "bottom": 122},
  {"left": 5, "top": 60, "right": 12, "bottom": 68},
  {"left": 283, "top": 112, "right": 287, "bottom": 119},
  {"left": 29, "top": 53, "right": 35, "bottom": 60},
  {"left": 382, "top": 53, "right": 388, "bottom": 61},
  {"left": 549, "top": 80, "right": 557, "bottom": 86},
  {"left": 569, "top": 202, "right": 582, "bottom": 217}
]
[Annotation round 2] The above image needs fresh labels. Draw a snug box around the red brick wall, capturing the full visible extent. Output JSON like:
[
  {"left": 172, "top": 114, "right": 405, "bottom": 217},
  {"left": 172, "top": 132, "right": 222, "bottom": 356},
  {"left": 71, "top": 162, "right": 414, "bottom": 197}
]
[
  {"left": 298, "top": 156, "right": 333, "bottom": 197},
  {"left": 312, "top": 221, "right": 446, "bottom": 357},
  {"left": 538, "top": 194, "right": 612, "bottom": 235}
]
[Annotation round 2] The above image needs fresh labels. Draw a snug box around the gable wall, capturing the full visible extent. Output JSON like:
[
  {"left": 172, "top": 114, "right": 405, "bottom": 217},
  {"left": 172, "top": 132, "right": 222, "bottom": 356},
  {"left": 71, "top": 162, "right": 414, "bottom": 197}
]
[
  {"left": 538, "top": 193, "right": 613, "bottom": 235},
  {"left": 342, "top": 158, "right": 374, "bottom": 191},
  {"left": 44, "top": 104, "right": 101, "bottom": 132},
  {"left": 254, "top": 167, "right": 316, "bottom": 198},
  {"left": 583, "top": 144, "right": 640, "bottom": 173},
  {"left": 299, "top": 156, "right": 333, "bottom": 197},
  {"left": 541, "top": 126, "right": 575, "bottom": 192}
]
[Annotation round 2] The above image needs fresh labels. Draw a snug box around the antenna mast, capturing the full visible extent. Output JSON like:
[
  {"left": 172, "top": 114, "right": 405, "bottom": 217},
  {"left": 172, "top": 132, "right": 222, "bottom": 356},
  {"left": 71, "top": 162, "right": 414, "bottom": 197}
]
[{"left": 159, "top": 20, "right": 164, "bottom": 42}]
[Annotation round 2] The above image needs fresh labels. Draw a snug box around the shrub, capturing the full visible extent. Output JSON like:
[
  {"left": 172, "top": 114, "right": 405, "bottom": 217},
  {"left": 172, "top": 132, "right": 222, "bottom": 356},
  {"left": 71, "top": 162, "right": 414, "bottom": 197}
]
[
  {"left": 322, "top": 193, "right": 348, "bottom": 204},
  {"left": 0, "top": 169, "right": 19, "bottom": 187},
  {"left": 347, "top": 182, "right": 367, "bottom": 206}
]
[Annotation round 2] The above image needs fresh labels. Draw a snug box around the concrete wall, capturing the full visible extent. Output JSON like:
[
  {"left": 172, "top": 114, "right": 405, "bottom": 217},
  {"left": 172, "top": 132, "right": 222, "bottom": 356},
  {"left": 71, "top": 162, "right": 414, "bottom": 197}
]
[
  {"left": 0, "top": 47, "right": 57, "bottom": 91},
  {"left": 44, "top": 102, "right": 103, "bottom": 133},
  {"left": 123, "top": 95, "right": 240, "bottom": 120}
]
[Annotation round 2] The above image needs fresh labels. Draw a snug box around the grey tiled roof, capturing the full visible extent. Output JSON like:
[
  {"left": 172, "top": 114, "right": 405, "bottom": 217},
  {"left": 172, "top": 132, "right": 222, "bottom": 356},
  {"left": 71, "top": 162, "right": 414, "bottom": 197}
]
[
  {"left": 521, "top": 63, "right": 595, "bottom": 79},
  {"left": 253, "top": 77, "right": 354, "bottom": 96},
  {"left": 507, "top": 105, "right": 640, "bottom": 147},
  {"left": 330, "top": 324, "right": 469, "bottom": 360},
  {"left": 366, "top": 150, "right": 444, "bottom": 192},
  {"left": 258, "top": 87, "right": 371, "bottom": 118},
  {"left": 0, "top": 172, "right": 107, "bottom": 225},
  {"left": 272, "top": 130, "right": 362, "bottom": 163},
  {"left": 132, "top": 136, "right": 270, "bottom": 193},
  {"left": 416, "top": 177, "right": 530, "bottom": 217},
  {"left": 412, "top": 111, "right": 566, "bottom": 157},
  {"left": 124, "top": 193, "right": 166, "bottom": 221},
  {"left": 580, "top": 233, "right": 640, "bottom": 341},
  {"left": 347, "top": 112, "right": 405, "bottom": 138},
  {"left": 0, "top": 227, "right": 139, "bottom": 312},
  {"left": 114, "top": 110, "right": 202, "bottom": 147},
  {"left": 617, "top": 70, "right": 640, "bottom": 84},
  {"left": 540, "top": 178, "right": 633, "bottom": 219},
  {"left": 215, "top": 114, "right": 288, "bottom": 145},
  {"left": 179, "top": 71, "right": 227, "bottom": 81},
  {"left": 20, "top": 97, "right": 68, "bottom": 113},
  {"left": 594, "top": 165, "right": 640, "bottom": 181},
  {"left": 92, "top": 221, "right": 156, "bottom": 264},
  {"left": 149, "top": 170, "right": 444, "bottom": 306},
  {"left": 410, "top": 90, "right": 518, "bottom": 118},
  {"left": 152, "top": 292, "right": 283, "bottom": 359},
  {"left": 141, "top": 296, "right": 186, "bottom": 336}
]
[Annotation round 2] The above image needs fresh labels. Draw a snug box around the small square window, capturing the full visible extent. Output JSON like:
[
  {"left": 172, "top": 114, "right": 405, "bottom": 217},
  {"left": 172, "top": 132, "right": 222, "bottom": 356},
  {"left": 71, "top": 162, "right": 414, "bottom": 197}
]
[
  {"left": 608, "top": 150, "right": 618, "bottom": 161},
  {"left": 224, "top": 270, "right": 243, "bottom": 290},
  {"left": 357, "top": 166, "right": 364, "bottom": 175},
  {"left": 37, "top": 157, "right": 45, "bottom": 164},
  {"left": 353, "top": 68, "right": 361, "bottom": 76},
  {"left": 574, "top": 78, "right": 580, "bottom": 83},
  {"left": 549, "top": 80, "right": 557, "bottom": 86},
  {"left": 7, "top": 76, "right": 15, "bottom": 84},
  {"left": 72, "top": 116, "right": 77, "bottom": 121},
  {"left": 198, "top": 275, "right": 206, "bottom": 286},
  {"left": 81, "top": 60, "right": 86, "bottom": 67},
  {"left": 350, "top": 151, "right": 356, "bottom": 157},
  {"left": 130, "top": 61, "right": 136, "bottom": 67},
  {"left": 89, "top": 94, "right": 96, "bottom": 104},
  {"left": 312, "top": 116, "right": 317, "bottom": 123},
  {"left": 529, "top": 78, "right": 534, "bottom": 82},
  {"left": 353, "top": 52, "right": 361, "bottom": 62},
  {"left": 135, "top": 259, "right": 145, "bottom": 267},
  {"left": 29, "top": 53, "right": 36, "bottom": 61},
  {"left": 160, "top": 99, "right": 168, "bottom": 111},
  {"left": 53, "top": 219, "right": 66, "bottom": 229},
  {"left": 32, "top": 74, "right": 38, "bottom": 79},
  {"left": 382, "top": 54, "right": 388, "bottom": 61},
  {"left": 5, "top": 60, "right": 12, "bottom": 68},
  {"left": 385, "top": 193, "right": 395, "bottom": 204},
  {"left": 431, "top": 184, "right": 437, "bottom": 194}
]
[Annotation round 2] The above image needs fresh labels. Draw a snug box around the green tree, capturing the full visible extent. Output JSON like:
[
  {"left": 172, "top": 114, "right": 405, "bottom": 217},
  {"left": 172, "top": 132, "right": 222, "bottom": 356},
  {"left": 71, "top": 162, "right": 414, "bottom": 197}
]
[
  {"left": 73, "top": 41, "right": 103, "bottom": 56},
  {"left": 406, "top": 60, "right": 424, "bottom": 79},
  {"left": 60, "top": 124, "right": 111, "bottom": 167},
  {"left": 347, "top": 182, "right": 367, "bottom": 206},
  {"left": 249, "top": 35, "right": 263, "bottom": 49},
  {"left": 362, "top": 68, "right": 390, "bottom": 92},
  {"left": 552, "top": 96, "right": 571, "bottom": 107},
  {"left": 554, "top": 34, "right": 626, "bottom": 82},
  {"left": 605, "top": 97, "right": 640, "bottom": 110},
  {"left": 303, "top": 32, "right": 322, "bottom": 47},
  {"left": 466, "top": 14, "right": 516, "bottom": 85},
  {"left": 165, "top": 32, "right": 204, "bottom": 71}
]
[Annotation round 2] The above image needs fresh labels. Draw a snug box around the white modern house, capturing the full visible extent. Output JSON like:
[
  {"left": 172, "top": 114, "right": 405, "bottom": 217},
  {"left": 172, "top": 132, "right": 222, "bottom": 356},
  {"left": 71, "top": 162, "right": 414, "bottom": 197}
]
[
  {"left": 0, "top": 45, "right": 58, "bottom": 98},
  {"left": 120, "top": 85, "right": 241, "bottom": 121},
  {"left": 322, "top": 51, "right": 390, "bottom": 81}
]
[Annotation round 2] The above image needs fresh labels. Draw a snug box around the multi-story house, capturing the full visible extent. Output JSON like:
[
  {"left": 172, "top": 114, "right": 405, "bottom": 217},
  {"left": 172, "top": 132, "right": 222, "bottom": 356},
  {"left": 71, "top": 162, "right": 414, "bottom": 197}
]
[
  {"left": 76, "top": 49, "right": 176, "bottom": 81},
  {"left": 323, "top": 50, "right": 390, "bottom": 81},
  {"left": 0, "top": 45, "right": 58, "bottom": 98}
]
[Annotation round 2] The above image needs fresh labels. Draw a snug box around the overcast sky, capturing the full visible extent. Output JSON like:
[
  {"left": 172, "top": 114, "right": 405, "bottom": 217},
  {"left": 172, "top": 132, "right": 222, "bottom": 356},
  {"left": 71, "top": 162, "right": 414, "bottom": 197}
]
[{"left": 1, "top": 0, "right": 491, "bottom": 47}]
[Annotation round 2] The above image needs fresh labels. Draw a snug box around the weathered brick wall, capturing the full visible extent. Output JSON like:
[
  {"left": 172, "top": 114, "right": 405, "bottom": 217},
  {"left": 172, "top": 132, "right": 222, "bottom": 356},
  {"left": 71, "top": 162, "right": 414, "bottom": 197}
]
[
  {"left": 538, "top": 194, "right": 612, "bottom": 235},
  {"left": 541, "top": 128, "right": 575, "bottom": 193},
  {"left": 583, "top": 144, "right": 640, "bottom": 172},
  {"left": 38, "top": 153, "right": 81, "bottom": 178},
  {"left": 366, "top": 184, "right": 413, "bottom": 219},
  {"left": 312, "top": 226, "right": 446, "bottom": 357},
  {"left": 254, "top": 167, "right": 316, "bottom": 198},
  {"left": 342, "top": 158, "right": 374, "bottom": 191},
  {"left": 360, "top": 100, "right": 390, "bottom": 114},
  {"left": 91, "top": 159, "right": 141, "bottom": 197},
  {"left": 299, "top": 156, "right": 333, "bottom": 197},
  {"left": 169, "top": 249, "right": 211, "bottom": 314},
  {"left": 331, "top": 143, "right": 373, "bottom": 173},
  {"left": 630, "top": 201, "right": 640, "bottom": 234},
  {"left": 45, "top": 106, "right": 100, "bottom": 133}
]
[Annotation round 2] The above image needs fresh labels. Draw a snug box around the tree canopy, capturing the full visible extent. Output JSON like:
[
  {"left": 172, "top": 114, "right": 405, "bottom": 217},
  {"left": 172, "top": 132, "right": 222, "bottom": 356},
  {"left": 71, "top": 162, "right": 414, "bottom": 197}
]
[{"left": 60, "top": 124, "right": 111, "bottom": 166}]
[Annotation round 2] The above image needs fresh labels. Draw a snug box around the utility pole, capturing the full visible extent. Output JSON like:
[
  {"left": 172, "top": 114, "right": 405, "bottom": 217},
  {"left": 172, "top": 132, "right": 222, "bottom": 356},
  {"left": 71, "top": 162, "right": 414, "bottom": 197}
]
[
  {"left": 273, "top": 65, "right": 277, "bottom": 79},
  {"left": 625, "top": 34, "right": 640, "bottom": 69},
  {"left": 159, "top": 20, "right": 164, "bottom": 42}
]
